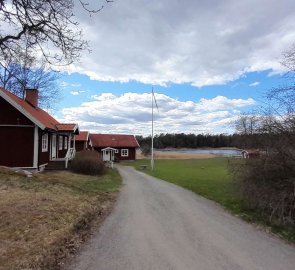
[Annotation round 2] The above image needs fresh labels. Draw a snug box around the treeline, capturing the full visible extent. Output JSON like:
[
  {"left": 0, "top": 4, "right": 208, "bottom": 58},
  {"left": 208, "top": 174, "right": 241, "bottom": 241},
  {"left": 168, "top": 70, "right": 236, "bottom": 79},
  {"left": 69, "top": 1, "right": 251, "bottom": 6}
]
[{"left": 136, "top": 133, "right": 243, "bottom": 149}]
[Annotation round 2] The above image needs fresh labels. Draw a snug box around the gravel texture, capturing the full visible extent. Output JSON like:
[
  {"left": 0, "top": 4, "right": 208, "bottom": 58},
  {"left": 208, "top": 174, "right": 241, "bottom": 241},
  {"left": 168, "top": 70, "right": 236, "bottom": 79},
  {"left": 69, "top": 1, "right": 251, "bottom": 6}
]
[{"left": 67, "top": 166, "right": 295, "bottom": 270}]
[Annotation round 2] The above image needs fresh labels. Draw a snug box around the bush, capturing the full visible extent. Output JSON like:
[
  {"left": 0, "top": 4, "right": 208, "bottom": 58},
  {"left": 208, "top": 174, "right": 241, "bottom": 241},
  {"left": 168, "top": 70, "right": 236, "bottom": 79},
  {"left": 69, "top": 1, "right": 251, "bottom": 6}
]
[
  {"left": 70, "top": 150, "right": 105, "bottom": 176},
  {"left": 231, "top": 153, "right": 295, "bottom": 226}
]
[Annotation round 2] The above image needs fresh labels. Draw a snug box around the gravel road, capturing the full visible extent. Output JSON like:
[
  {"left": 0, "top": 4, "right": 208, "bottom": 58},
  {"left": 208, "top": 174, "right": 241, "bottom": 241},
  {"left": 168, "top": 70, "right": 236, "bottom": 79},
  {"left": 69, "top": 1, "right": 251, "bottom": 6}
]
[{"left": 67, "top": 166, "right": 295, "bottom": 270}]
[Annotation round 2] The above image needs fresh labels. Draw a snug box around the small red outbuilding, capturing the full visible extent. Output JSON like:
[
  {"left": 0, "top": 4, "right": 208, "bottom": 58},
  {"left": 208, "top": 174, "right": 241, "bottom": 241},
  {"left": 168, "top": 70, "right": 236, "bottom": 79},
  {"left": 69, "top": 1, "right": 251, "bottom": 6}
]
[
  {"left": 74, "top": 131, "right": 93, "bottom": 151},
  {"left": 89, "top": 134, "right": 140, "bottom": 161}
]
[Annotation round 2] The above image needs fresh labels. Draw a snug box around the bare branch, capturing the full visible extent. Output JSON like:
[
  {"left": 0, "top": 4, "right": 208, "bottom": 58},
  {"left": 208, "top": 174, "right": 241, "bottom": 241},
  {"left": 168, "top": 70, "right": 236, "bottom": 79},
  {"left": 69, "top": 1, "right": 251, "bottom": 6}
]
[
  {"left": 0, "top": 0, "right": 113, "bottom": 66},
  {"left": 0, "top": 45, "right": 60, "bottom": 108}
]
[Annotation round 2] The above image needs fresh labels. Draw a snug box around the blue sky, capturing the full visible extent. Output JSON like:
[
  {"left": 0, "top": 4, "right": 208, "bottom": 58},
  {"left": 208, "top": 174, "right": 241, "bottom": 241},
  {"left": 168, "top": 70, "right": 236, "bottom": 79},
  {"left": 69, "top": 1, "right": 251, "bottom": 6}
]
[
  {"left": 52, "top": 0, "right": 295, "bottom": 136},
  {"left": 58, "top": 70, "right": 278, "bottom": 108}
]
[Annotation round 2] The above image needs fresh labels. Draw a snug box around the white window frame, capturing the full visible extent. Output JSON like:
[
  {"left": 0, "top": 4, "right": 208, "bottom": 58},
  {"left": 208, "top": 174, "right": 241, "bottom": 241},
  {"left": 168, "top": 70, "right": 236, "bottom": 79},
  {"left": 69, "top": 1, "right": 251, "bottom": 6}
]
[
  {"left": 115, "top": 149, "right": 119, "bottom": 153},
  {"left": 59, "top": 136, "right": 63, "bottom": 150},
  {"left": 64, "top": 137, "right": 68, "bottom": 150},
  {"left": 121, "top": 149, "right": 129, "bottom": 157},
  {"left": 42, "top": 134, "right": 48, "bottom": 152}
]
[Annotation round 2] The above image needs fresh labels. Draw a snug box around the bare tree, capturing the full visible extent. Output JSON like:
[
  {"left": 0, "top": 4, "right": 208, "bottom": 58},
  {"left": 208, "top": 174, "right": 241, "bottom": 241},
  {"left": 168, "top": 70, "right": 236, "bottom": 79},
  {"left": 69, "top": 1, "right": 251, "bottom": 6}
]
[
  {"left": 231, "top": 45, "right": 295, "bottom": 226},
  {"left": 0, "top": 0, "right": 112, "bottom": 65},
  {"left": 267, "top": 45, "right": 295, "bottom": 114},
  {"left": 0, "top": 0, "right": 113, "bottom": 107},
  {"left": 0, "top": 47, "right": 60, "bottom": 108},
  {"left": 234, "top": 114, "right": 262, "bottom": 149}
]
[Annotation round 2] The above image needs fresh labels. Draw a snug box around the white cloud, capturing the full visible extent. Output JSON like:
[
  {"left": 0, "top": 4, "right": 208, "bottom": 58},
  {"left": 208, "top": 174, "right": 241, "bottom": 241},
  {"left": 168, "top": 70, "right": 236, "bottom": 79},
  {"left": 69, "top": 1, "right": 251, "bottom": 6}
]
[
  {"left": 249, "top": 81, "right": 260, "bottom": 87},
  {"left": 70, "top": 91, "right": 80, "bottom": 95},
  {"left": 61, "top": 92, "right": 255, "bottom": 135},
  {"left": 61, "top": 81, "right": 81, "bottom": 88},
  {"left": 70, "top": 90, "right": 87, "bottom": 95},
  {"left": 62, "top": 0, "right": 295, "bottom": 87}
]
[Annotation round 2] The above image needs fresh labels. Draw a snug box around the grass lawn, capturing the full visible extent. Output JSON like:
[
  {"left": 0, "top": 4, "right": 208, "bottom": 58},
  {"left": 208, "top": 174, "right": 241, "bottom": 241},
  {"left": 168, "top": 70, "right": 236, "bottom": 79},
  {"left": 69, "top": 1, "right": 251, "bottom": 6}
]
[
  {"left": 130, "top": 158, "right": 295, "bottom": 243},
  {"left": 0, "top": 168, "right": 121, "bottom": 270}
]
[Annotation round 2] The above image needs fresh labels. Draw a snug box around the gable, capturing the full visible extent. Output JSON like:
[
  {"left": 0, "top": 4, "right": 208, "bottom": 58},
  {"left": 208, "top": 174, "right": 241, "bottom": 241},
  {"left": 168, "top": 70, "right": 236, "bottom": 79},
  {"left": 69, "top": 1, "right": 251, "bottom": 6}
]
[
  {"left": 0, "top": 88, "right": 78, "bottom": 133},
  {"left": 0, "top": 97, "right": 34, "bottom": 125},
  {"left": 75, "top": 131, "right": 89, "bottom": 141},
  {"left": 0, "top": 88, "right": 47, "bottom": 129}
]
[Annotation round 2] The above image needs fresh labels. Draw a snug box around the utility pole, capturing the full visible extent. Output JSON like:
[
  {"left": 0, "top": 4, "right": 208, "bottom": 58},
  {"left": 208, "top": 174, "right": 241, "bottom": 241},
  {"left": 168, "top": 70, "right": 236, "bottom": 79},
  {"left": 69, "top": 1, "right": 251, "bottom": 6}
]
[
  {"left": 151, "top": 87, "right": 154, "bottom": 171},
  {"left": 151, "top": 88, "right": 159, "bottom": 171}
]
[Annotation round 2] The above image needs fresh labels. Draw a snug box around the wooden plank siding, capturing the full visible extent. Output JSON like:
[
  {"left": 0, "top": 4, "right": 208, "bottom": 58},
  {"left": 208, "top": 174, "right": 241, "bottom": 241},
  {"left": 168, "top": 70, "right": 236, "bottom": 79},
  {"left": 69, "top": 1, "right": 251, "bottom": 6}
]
[
  {"left": 0, "top": 97, "right": 33, "bottom": 125},
  {"left": 0, "top": 126, "right": 35, "bottom": 167},
  {"left": 94, "top": 147, "right": 136, "bottom": 161}
]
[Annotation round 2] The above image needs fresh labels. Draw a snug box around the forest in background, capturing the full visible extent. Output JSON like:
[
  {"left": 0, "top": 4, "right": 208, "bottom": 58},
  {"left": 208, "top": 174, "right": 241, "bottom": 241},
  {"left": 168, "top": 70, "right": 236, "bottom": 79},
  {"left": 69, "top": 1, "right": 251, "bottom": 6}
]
[{"left": 136, "top": 133, "right": 260, "bottom": 150}]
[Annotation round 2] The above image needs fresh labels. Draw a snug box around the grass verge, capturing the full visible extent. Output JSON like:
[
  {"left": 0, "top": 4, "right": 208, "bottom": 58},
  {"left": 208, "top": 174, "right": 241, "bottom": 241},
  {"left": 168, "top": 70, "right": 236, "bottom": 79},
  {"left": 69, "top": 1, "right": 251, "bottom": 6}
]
[
  {"left": 129, "top": 158, "right": 295, "bottom": 243},
  {"left": 0, "top": 168, "right": 121, "bottom": 270}
]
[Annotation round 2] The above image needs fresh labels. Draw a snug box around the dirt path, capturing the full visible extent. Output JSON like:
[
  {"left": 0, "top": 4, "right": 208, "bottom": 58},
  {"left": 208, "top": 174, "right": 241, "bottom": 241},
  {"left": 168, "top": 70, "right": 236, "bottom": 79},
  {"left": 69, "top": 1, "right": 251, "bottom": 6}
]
[{"left": 66, "top": 166, "right": 295, "bottom": 270}]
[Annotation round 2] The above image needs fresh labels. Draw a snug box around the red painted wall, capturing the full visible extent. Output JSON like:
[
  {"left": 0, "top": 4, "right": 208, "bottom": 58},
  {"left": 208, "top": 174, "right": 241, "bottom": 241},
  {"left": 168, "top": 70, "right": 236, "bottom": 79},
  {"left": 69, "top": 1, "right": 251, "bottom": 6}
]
[
  {"left": 38, "top": 133, "right": 69, "bottom": 163},
  {"left": 0, "top": 97, "right": 33, "bottom": 125},
  {"left": 117, "top": 148, "right": 136, "bottom": 161},
  {"left": 93, "top": 147, "right": 136, "bottom": 161},
  {"left": 0, "top": 97, "right": 36, "bottom": 167},
  {"left": 75, "top": 141, "right": 85, "bottom": 152},
  {"left": 76, "top": 140, "right": 92, "bottom": 152},
  {"left": 0, "top": 126, "right": 34, "bottom": 167}
]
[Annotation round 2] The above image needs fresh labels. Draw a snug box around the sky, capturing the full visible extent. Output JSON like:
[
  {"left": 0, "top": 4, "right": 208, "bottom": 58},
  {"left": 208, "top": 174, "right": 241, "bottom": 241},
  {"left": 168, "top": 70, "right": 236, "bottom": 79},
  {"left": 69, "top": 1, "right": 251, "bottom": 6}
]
[{"left": 53, "top": 0, "right": 295, "bottom": 136}]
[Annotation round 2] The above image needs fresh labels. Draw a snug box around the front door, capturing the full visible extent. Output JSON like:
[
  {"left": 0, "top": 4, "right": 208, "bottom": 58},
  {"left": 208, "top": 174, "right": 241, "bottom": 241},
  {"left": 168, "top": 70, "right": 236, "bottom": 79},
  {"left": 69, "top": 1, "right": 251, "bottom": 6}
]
[
  {"left": 51, "top": 134, "right": 57, "bottom": 159},
  {"left": 104, "top": 150, "right": 110, "bottom": 161},
  {"left": 102, "top": 149, "right": 115, "bottom": 161}
]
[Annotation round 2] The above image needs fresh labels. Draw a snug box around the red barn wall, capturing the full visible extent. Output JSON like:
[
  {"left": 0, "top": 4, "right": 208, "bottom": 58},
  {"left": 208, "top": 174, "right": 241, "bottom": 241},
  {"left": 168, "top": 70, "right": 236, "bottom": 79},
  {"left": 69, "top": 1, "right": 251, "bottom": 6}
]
[
  {"left": 0, "top": 126, "right": 34, "bottom": 167},
  {"left": 116, "top": 148, "right": 136, "bottom": 161},
  {"left": 0, "top": 97, "right": 33, "bottom": 125},
  {"left": 75, "top": 141, "right": 85, "bottom": 152},
  {"left": 93, "top": 147, "right": 136, "bottom": 161}
]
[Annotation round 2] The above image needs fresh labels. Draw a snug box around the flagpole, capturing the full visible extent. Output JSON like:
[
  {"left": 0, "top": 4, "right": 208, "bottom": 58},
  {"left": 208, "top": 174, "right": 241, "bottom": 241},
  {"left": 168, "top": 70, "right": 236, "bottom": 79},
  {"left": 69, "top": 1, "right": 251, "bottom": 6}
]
[{"left": 151, "top": 87, "right": 154, "bottom": 171}]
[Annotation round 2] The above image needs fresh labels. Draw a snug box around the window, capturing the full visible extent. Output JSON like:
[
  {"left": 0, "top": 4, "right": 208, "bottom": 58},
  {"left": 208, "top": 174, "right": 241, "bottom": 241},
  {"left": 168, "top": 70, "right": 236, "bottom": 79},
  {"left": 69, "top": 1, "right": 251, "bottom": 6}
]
[
  {"left": 121, "top": 149, "right": 129, "bottom": 157},
  {"left": 115, "top": 149, "right": 119, "bottom": 153},
  {"left": 59, "top": 136, "right": 63, "bottom": 150},
  {"left": 64, "top": 137, "right": 68, "bottom": 150},
  {"left": 42, "top": 134, "right": 48, "bottom": 152}
]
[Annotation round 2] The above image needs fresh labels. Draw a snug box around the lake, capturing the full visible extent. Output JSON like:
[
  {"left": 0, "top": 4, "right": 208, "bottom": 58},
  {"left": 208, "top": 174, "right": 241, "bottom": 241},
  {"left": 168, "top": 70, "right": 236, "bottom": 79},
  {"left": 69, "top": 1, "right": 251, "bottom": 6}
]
[{"left": 159, "top": 148, "right": 242, "bottom": 157}]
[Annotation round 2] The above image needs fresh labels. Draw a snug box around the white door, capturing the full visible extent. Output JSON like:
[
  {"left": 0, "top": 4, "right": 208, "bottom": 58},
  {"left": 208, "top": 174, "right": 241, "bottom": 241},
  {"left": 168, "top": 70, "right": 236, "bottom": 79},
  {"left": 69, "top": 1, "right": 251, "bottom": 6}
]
[
  {"left": 103, "top": 150, "right": 110, "bottom": 161},
  {"left": 51, "top": 134, "right": 57, "bottom": 159}
]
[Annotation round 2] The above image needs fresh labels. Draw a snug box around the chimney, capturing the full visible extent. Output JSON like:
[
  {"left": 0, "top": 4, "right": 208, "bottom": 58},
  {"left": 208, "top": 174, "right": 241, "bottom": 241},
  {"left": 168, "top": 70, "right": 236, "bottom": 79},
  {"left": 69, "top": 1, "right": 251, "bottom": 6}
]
[{"left": 25, "top": 89, "right": 38, "bottom": 107}]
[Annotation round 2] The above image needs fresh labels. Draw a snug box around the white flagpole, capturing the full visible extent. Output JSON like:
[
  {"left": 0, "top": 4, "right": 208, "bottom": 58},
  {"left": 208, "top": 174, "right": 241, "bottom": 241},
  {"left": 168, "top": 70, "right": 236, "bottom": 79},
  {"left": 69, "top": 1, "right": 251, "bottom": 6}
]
[{"left": 151, "top": 87, "right": 154, "bottom": 171}]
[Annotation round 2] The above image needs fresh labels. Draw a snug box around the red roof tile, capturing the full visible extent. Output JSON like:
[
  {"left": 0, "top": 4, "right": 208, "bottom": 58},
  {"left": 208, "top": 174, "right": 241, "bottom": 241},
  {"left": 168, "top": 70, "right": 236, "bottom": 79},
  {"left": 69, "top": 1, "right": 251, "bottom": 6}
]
[
  {"left": 75, "top": 131, "right": 89, "bottom": 141},
  {"left": 90, "top": 134, "right": 139, "bottom": 148},
  {"left": 0, "top": 87, "right": 78, "bottom": 133},
  {"left": 56, "top": 124, "right": 78, "bottom": 132}
]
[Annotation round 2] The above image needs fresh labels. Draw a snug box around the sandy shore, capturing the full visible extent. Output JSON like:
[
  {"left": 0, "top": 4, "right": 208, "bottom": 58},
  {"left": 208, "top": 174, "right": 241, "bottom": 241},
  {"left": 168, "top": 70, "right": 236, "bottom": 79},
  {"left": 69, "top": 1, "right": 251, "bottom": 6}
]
[{"left": 137, "top": 150, "right": 216, "bottom": 159}]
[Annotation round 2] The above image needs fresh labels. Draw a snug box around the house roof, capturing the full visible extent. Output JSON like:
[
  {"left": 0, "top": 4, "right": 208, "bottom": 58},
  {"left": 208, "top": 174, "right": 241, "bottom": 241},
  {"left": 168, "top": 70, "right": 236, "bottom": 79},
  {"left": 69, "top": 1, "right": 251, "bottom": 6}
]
[
  {"left": 75, "top": 131, "right": 89, "bottom": 141},
  {"left": 56, "top": 124, "right": 79, "bottom": 134},
  {"left": 0, "top": 87, "right": 79, "bottom": 133},
  {"left": 90, "top": 134, "right": 140, "bottom": 148}
]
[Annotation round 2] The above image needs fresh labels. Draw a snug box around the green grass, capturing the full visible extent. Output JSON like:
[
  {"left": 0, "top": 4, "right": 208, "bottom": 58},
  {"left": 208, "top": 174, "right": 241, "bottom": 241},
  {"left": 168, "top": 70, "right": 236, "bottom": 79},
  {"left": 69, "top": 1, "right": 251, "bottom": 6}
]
[
  {"left": 133, "top": 158, "right": 242, "bottom": 212},
  {"left": 130, "top": 158, "right": 295, "bottom": 243}
]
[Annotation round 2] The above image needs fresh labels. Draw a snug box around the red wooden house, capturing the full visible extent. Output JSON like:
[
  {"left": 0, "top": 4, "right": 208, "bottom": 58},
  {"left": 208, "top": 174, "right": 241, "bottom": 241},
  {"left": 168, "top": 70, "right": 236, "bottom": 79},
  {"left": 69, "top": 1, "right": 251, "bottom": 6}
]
[
  {"left": 74, "top": 131, "right": 93, "bottom": 151},
  {"left": 89, "top": 134, "right": 140, "bottom": 161},
  {"left": 0, "top": 87, "right": 79, "bottom": 171}
]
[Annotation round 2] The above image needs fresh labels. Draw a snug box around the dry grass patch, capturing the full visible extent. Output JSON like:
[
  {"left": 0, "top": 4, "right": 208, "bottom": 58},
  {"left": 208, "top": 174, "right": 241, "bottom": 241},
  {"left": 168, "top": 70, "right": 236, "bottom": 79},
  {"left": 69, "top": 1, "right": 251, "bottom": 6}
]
[{"left": 0, "top": 168, "right": 121, "bottom": 270}]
